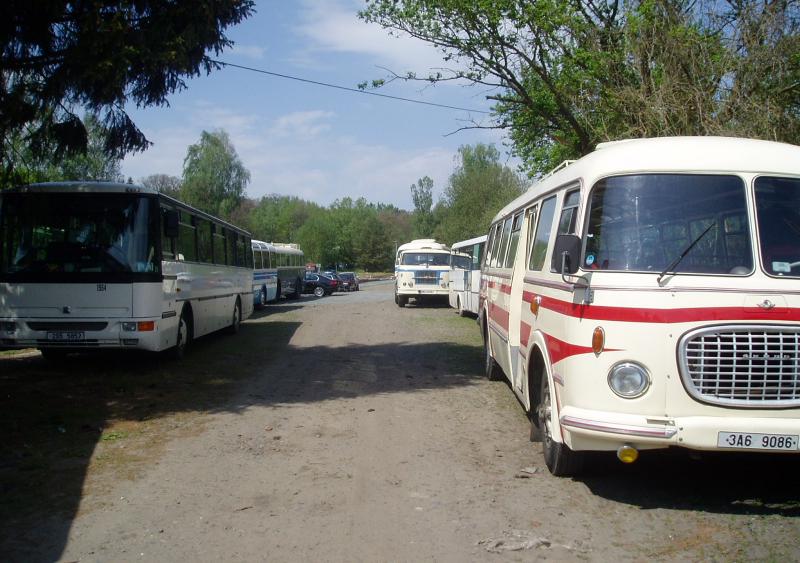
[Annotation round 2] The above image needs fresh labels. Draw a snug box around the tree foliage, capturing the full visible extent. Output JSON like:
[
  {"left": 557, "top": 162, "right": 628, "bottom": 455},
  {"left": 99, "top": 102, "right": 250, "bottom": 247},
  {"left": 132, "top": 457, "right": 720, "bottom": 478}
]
[
  {"left": 410, "top": 175, "right": 435, "bottom": 237},
  {"left": 1, "top": 0, "right": 254, "bottom": 186},
  {"left": 181, "top": 130, "right": 249, "bottom": 219},
  {"left": 361, "top": 0, "right": 800, "bottom": 175},
  {"left": 435, "top": 144, "right": 525, "bottom": 244},
  {"left": 141, "top": 174, "right": 182, "bottom": 199}
]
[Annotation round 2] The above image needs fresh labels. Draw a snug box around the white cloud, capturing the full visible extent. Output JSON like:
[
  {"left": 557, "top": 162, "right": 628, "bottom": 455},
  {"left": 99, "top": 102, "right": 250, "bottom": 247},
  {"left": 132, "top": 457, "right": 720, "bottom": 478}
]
[
  {"left": 122, "top": 104, "right": 457, "bottom": 209},
  {"left": 293, "top": 0, "right": 456, "bottom": 74},
  {"left": 225, "top": 43, "right": 266, "bottom": 60}
]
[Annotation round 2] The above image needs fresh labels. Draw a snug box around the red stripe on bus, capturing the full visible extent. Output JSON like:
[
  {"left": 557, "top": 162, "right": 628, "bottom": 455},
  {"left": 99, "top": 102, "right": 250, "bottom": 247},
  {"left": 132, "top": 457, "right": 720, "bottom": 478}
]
[
  {"left": 522, "top": 292, "right": 800, "bottom": 323},
  {"left": 543, "top": 333, "right": 595, "bottom": 365},
  {"left": 489, "top": 302, "right": 510, "bottom": 332},
  {"left": 488, "top": 280, "right": 512, "bottom": 294}
]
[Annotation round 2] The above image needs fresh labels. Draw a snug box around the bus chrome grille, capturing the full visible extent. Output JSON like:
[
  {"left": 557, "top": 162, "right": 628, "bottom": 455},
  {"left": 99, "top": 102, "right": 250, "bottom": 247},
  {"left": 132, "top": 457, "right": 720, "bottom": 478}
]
[
  {"left": 413, "top": 271, "right": 438, "bottom": 285},
  {"left": 679, "top": 325, "right": 800, "bottom": 407}
]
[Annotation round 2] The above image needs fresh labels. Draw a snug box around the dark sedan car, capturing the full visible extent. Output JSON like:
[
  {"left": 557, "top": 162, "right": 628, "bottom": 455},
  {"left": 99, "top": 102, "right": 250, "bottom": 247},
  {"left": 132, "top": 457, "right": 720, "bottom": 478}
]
[
  {"left": 338, "top": 272, "right": 359, "bottom": 291},
  {"left": 303, "top": 272, "right": 338, "bottom": 297}
]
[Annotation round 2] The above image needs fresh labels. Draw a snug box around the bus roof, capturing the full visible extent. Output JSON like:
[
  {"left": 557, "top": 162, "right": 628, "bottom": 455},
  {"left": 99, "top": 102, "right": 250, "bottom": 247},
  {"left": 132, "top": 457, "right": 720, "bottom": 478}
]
[
  {"left": 451, "top": 235, "right": 488, "bottom": 250},
  {"left": 492, "top": 136, "right": 800, "bottom": 223},
  {"left": 397, "top": 239, "right": 450, "bottom": 253},
  {"left": 9, "top": 181, "right": 252, "bottom": 237},
  {"left": 251, "top": 239, "right": 304, "bottom": 255}
]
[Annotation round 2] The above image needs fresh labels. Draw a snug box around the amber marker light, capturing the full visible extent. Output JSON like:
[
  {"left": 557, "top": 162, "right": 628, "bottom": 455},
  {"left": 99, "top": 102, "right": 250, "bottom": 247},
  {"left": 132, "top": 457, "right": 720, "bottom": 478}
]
[
  {"left": 592, "top": 326, "right": 605, "bottom": 354},
  {"left": 137, "top": 321, "right": 156, "bottom": 332},
  {"left": 530, "top": 295, "right": 541, "bottom": 316}
]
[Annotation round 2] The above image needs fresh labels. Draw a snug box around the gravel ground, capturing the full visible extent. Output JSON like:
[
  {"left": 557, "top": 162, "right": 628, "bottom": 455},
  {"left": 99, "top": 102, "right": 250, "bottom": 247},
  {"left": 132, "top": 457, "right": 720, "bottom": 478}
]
[{"left": 2, "top": 280, "right": 799, "bottom": 562}]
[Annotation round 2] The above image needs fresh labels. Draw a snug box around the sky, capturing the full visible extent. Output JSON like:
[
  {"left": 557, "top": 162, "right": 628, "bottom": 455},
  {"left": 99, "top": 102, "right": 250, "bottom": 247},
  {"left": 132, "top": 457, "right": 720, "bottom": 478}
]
[{"left": 121, "top": 0, "right": 518, "bottom": 210}]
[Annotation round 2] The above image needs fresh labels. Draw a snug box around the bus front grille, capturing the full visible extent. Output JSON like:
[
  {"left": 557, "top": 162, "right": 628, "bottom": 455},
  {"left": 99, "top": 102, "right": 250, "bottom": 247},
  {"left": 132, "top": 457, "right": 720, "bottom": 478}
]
[
  {"left": 679, "top": 325, "right": 800, "bottom": 407},
  {"left": 27, "top": 322, "right": 109, "bottom": 331},
  {"left": 413, "top": 271, "right": 438, "bottom": 285}
]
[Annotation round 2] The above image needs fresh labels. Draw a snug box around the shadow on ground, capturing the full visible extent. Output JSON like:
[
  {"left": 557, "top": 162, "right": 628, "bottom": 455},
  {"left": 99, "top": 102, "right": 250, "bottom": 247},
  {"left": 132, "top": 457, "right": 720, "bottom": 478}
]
[
  {"left": 574, "top": 448, "right": 800, "bottom": 517},
  {"left": 0, "top": 314, "right": 483, "bottom": 561}
]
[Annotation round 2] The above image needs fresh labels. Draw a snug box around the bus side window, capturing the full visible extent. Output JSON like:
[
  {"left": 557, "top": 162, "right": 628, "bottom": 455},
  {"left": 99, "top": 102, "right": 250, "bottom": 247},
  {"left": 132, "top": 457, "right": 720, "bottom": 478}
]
[
  {"left": 525, "top": 205, "right": 539, "bottom": 267},
  {"left": 196, "top": 218, "right": 212, "bottom": 264},
  {"left": 212, "top": 225, "right": 226, "bottom": 265},
  {"left": 529, "top": 196, "right": 557, "bottom": 271},
  {"left": 504, "top": 212, "right": 523, "bottom": 268},
  {"left": 161, "top": 205, "right": 175, "bottom": 260},
  {"left": 177, "top": 211, "right": 197, "bottom": 262},
  {"left": 267, "top": 250, "right": 272, "bottom": 268},
  {"left": 558, "top": 189, "right": 581, "bottom": 235},
  {"left": 496, "top": 216, "right": 513, "bottom": 269},
  {"left": 245, "top": 238, "right": 253, "bottom": 268}
]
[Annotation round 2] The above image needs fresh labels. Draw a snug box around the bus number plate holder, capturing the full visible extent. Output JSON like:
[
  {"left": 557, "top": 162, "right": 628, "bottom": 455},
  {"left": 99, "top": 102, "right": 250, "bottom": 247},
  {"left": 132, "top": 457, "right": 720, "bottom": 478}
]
[{"left": 47, "top": 331, "right": 85, "bottom": 342}]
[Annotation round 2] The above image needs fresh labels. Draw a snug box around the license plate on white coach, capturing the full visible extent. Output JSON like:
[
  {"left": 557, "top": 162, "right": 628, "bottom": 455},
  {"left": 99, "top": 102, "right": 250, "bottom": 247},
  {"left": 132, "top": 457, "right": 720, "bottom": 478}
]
[
  {"left": 718, "top": 432, "right": 799, "bottom": 451},
  {"left": 47, "top": 331, "right": 85, "bottom": 342}
]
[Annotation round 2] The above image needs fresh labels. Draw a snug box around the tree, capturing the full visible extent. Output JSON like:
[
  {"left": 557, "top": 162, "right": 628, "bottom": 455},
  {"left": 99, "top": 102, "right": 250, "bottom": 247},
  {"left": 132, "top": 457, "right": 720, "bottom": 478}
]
[
  {"left": 1, "top": 0, "right": 254, "bottom": 186},
  {"left": 4, "top": 113, "right": 123, "bottom": 184},
  {"left": 435, "top": 144, "right": 525, "bottom": 245},
  {"left": 181, "top": 130, "right": 249, "bottom": 219},
  {"left": 410, "top": 176, "right": 436, "bottom": 238},
  {"left": 141, "top": 174, "right": 182, "bottom": 199},
  {"left": 360, "top": 0, "right": 800, "bottom": 175}
]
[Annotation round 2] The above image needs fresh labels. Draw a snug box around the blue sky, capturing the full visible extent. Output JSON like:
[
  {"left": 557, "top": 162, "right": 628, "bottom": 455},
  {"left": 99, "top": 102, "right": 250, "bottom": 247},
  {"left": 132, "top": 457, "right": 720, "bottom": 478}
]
[{"left": 121, "top": 0, "right": 517, "bottom": 210}]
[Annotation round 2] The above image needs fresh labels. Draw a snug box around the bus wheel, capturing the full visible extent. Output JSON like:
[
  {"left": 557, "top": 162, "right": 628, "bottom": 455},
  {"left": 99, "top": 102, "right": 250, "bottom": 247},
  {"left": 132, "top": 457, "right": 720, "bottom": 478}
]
[
  {"left": 539, "top": 374, "right": 583, "bottom": 476},
  {"left": 457, "top": 296, "right": 467, "bottom": 317},
  {"left": 483, "top": 335, "right": 502, "bottom": 381},
  {"left": 259, "top": 286, "right": 267, "bottom": 307},
  {"left": 171, "top": 311, "right": 191, "bottom": 360},
  {"left": 228, "top": 299, "right": 242, "bottom": 334},
  {"left": 397, "top": 295, "right": 407, "bottom": 308}
]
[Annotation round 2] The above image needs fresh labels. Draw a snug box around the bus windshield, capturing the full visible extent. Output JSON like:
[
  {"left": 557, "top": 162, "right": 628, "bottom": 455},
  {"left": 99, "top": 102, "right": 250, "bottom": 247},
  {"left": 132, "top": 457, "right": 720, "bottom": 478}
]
[
  {"left": 584, "top": 174, "right": 752, "bottom": 274},
  {"left": 401, "top": 252, "right": 450, "bottom": 266},
  {"left": 755, "top": 176, "right": 800, "bottom": 277},
  {"left": 0, "top": 193, "right": 159, "bottom": 277}
]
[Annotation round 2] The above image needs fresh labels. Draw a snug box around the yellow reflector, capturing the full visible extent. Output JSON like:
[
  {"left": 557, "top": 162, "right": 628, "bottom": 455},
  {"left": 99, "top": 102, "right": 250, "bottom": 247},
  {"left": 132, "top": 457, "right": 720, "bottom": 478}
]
[
  {"left": 137, "top": 321, "right": 156, "bottom": 332},
  {"left": 530, "top": 297, "right": 540, "bottom": 315},
  {"left": 592, "top": 326, "right": 605, "bottom": 354},
  {"left": 617, "top": 445, "right": 639, "bottom": 464}
]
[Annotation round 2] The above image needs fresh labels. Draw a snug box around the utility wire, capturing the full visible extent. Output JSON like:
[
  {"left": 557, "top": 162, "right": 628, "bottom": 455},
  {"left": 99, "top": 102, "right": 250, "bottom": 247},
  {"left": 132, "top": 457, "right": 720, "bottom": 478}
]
[{"left": 209, "top": 59, "right": 491, "bottom": 115}]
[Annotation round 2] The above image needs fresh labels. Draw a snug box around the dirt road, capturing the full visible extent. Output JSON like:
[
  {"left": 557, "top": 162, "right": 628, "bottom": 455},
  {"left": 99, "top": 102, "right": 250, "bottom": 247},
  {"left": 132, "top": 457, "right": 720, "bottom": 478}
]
[{"left": 2, "top": 281, "right": 799, "bottom": 561}]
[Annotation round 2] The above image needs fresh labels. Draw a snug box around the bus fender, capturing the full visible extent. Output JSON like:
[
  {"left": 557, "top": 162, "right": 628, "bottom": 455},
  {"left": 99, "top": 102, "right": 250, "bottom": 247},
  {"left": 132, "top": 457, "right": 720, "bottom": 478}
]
[{"left": 528, "top": 329, "right": 566, "bottom": 445}]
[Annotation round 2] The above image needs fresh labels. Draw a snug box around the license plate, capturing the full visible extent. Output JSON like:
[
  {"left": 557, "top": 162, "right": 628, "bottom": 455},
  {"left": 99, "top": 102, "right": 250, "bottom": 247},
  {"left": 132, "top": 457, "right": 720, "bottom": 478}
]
[
  {"left": 47, "top": 331, "right": 85, "bottom": 342},
  {"left": 717, "top": 432, "right": 799, "bottom": 451},
  {"left": 418, "top": 290, "right": 434, "bottom": 294}
]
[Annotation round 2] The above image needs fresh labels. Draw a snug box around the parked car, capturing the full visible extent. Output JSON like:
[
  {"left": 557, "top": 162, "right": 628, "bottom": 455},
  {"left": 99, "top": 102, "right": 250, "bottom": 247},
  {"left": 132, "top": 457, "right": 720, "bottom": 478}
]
[
  {"left": 338, "top": 272, "right": 359, "bottom": 291},
  {"left": 303, "top": 272, "right": 337, "bottom": 297},
  {"left": 322, "top": 271, "right": 344, "bottom": 291}
]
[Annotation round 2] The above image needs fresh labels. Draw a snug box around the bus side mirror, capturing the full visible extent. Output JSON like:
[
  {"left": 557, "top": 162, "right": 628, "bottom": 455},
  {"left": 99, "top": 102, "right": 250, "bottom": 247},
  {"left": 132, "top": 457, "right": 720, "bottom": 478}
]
[
  {"left": 551, "top": 234, "right": 582, "bottom": 275},
  {"left": 164, "top": 210, "right": 179, "bottom": 238}
]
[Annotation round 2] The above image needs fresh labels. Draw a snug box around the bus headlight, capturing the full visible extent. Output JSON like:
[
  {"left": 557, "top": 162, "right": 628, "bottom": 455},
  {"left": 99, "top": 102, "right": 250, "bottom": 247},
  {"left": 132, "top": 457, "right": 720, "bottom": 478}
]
[{"left": 608, "top": 362, "right": 650, "bottom": 398}]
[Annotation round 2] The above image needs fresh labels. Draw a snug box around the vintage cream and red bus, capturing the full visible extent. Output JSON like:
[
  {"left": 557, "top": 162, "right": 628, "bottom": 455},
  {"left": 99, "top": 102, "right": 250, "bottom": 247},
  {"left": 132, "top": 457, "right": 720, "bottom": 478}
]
[{"left": 480, "top": 137, "right": 800, "bottom": 476}]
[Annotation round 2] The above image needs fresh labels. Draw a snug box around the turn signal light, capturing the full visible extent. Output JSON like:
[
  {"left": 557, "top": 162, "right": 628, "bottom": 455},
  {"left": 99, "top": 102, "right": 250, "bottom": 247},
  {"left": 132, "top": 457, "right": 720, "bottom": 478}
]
[
  {"left": 592, "top": 326, "right": 605, "bottom": 354},
  {"left": 617, "top": 445, "right": 639, "bottom": 464},
  {"left": 530, "top": 296, "right": 540, "bottom": 316},
  {"left": 137, "top": 321, "right": 155, "bottom": 332}
]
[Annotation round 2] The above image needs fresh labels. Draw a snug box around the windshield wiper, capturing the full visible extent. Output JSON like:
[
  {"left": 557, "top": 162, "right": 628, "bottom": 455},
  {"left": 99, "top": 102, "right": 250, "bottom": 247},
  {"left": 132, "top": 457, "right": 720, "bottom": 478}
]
[{"left": 657, "top": 222, "right": 716, "bottom": 285}]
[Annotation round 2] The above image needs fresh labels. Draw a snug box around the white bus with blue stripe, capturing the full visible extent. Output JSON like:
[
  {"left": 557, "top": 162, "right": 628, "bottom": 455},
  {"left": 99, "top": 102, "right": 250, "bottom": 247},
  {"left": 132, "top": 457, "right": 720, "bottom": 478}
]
[
  {"left": 251, "top": 240, "right": 305, "bottom": 306},
  {"left": 394, "top": 239, "right": 451, "bottom": 307}
]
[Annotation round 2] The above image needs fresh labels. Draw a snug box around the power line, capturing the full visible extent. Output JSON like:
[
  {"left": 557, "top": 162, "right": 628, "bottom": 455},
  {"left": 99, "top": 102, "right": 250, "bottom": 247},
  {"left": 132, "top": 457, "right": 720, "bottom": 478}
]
[{"left": 209, "top": 59, "right": 491, "bottom": 115}]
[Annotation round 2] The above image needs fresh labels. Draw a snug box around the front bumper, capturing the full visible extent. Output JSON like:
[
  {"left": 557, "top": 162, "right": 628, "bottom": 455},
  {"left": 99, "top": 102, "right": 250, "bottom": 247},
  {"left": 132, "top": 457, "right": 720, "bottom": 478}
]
[{"left": 1, "top": 318, "right": 163, "bottom": 352}]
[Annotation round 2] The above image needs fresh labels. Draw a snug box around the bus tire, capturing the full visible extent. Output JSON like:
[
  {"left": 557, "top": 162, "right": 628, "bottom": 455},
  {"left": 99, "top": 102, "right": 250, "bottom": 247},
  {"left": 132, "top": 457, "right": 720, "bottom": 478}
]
[
  {"left": 228, "top": 298, "right": 242, "bottom": 334},
  {"left": 170, "top": 309, "right": 191, "bottom": 360},
  {"left": 397, "top": 295, "right": 407, "bottom": 308},
  {"left": 457, "top": 296, "right": 467, "bottom": 317},
  {"left": 259, "top": 286, "right": 267, "bottom": 307},
  {"left": 483, "top": 333, "right": 502, "bottom": 381},
  {"left": 539, "top": 374, "right": 583, "bottom": 476}
]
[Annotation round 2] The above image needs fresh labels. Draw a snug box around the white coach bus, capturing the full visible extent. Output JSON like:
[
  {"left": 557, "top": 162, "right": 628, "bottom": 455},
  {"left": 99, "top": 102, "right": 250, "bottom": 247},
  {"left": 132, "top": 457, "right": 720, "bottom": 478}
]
[
  {"left": 480, "top": 137, "right": 800, "bottom": 476},
  {"left": 394, "top": 239, "right": 451, "bottom": 307},
  {"left": 0, "top": 182, "right": 254, "bottom": 360},
  {"left": 251, "top": 240, "right": 305, "bottom": 306},
  {"left": 448, "top": 235, "right": 487, "bottom": 316}
]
